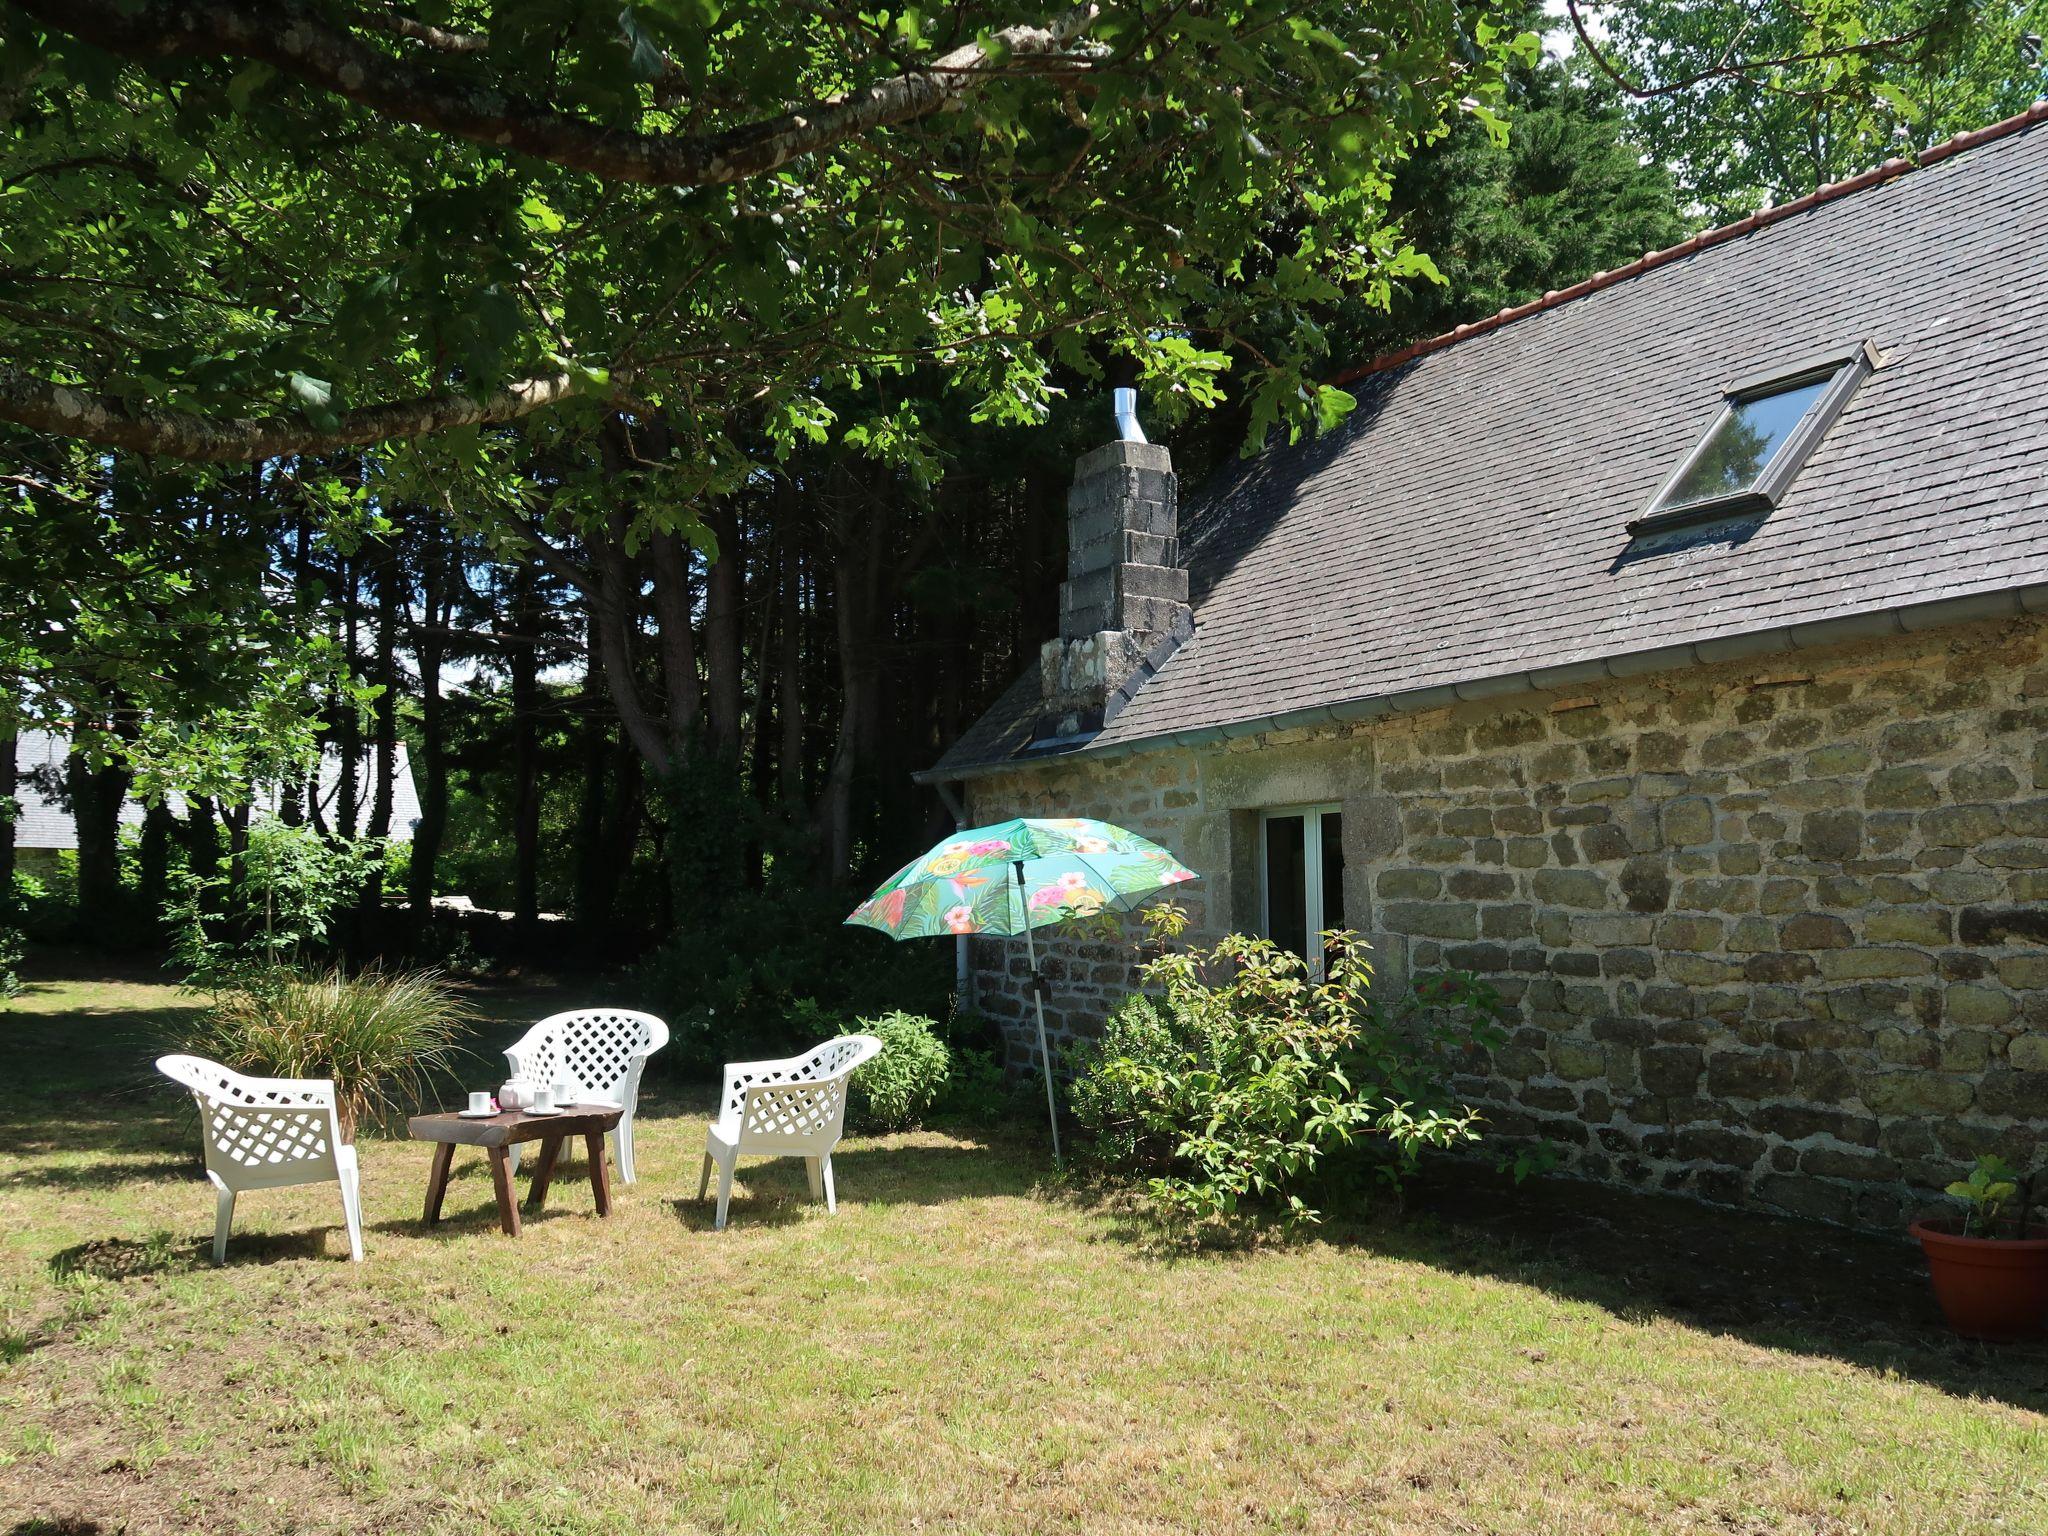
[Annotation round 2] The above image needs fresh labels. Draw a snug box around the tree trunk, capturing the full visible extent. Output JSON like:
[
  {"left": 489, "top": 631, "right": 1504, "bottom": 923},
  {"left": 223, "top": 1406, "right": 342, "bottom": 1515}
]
[
  {"left": 572, "top": 632, "right": 611, "bottom": 938},
  {"left": 66, "top": 741, "right": 131, "bottom": 931},
  {"left": 778, "top": 539, "right": 805, "bottom": 810},
  {"left": 138, "top": 801, "right": 175, "bottom": 918},
  {"left": 509, "top": 559, "right": 541, "bottom": 932},
  {"left": 645, "top": 525, "right": 702, "bottom": 763},
  {"left": 336, "top": 548, "right": 361, "bottom": 839},
  {"left": 408, "top": 524, "right": 449, "bottom": 922},
  {"left": 814, "top": 508, "right": 887, "bottom": 884},
  {"left": 704, "top": 503, "right": 744, "bottom": 761},
  {"left": 0, "top": 717, "right": 16, "bottom": 911}
]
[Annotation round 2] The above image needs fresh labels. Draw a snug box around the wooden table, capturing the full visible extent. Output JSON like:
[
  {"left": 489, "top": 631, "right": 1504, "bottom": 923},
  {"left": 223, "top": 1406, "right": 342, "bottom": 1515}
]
[{"left": 407, "top": 1105, "right": 624, "bottom": 1237}]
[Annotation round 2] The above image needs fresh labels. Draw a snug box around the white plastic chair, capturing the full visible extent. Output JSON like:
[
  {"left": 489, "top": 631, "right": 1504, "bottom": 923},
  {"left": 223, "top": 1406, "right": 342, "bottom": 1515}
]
[
  {"left": 697, "top": 1034, "right": 883, "bottom": 1230},
  {"left": 155, "top": 1054, "right": 363, "bottom": 1264},
  {"left": 503, "top": 1009, "right": 668, "bottom": 1184}
]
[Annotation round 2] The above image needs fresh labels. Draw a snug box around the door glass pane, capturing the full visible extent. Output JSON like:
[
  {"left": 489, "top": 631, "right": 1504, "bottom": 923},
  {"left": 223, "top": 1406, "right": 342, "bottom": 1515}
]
[
  {"left": 1319, "top": 810, "right": 1345, "bottom": 934},
  {"left": 1264, "top": 814, "right": 1307, "bottom": 961}
]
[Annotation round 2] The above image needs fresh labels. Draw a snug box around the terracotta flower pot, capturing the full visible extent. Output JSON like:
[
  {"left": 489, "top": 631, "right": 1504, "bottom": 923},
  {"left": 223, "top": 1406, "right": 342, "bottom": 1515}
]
[{"left": 1910, "top": 1218, "right": 2048, "bottom": 1341}]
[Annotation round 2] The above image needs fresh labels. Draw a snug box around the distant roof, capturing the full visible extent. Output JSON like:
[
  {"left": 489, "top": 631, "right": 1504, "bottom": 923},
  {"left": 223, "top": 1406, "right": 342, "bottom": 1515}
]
[
  {"left": 932, "top": 105, "right": 2048, "bottom": 778},
  {"left": 9, "top": 731, "right": 424, "bottom": 849}
]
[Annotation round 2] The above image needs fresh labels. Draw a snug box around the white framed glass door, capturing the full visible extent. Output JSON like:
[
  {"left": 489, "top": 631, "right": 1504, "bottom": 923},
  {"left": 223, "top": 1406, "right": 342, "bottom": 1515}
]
[{"left": 1258, "top": 804, "right": 1344, "bottom": 977}]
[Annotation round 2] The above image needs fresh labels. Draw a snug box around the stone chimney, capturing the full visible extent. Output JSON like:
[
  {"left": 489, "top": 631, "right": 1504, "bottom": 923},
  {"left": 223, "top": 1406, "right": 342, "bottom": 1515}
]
[{"left": 1035, "top": 437, "right": 1192, "bottom": 742}]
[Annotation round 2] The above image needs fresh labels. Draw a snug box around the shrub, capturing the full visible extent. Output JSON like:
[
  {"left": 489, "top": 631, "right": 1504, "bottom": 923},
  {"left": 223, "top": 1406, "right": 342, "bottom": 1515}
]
[
  {"left": 168, "top": 822, "right": 380, "bottom": 989},
  {"left": 0, "top": 924, "right": 22, "bottom": 1000},
  {"left": 842, "top": 1011, "right": 950, "bottom": 1132},
  {"left": 634, "top": 886, "right": 950, "bottom": 1078},
  {"left": 931, "top": 1046, "right": 1023, "bottom": 1125},
  {"left": 1068, "top": 907, "right": 1508, "bottom": 1236},
  {"left": 174, "top": 967, "right": 476, "bottom": 1136}
]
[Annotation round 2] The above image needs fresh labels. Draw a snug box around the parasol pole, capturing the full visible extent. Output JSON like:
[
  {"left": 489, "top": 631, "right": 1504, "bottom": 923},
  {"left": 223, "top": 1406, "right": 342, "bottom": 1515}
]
[{"left": 1016, "top": 859, "right": 1063, "bottom": 1165}]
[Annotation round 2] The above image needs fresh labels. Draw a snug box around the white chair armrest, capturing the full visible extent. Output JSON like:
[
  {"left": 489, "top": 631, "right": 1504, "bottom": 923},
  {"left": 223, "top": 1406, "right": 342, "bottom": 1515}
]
[{"left": 503, "top": 1019, "right": 556, "bottom": 1082}]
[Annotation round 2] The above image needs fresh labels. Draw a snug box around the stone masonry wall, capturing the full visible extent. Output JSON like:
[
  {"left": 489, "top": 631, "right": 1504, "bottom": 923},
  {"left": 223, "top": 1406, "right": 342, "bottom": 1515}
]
[{"left": 963, "top": 612, "right": 2048, "bottom": 1231}]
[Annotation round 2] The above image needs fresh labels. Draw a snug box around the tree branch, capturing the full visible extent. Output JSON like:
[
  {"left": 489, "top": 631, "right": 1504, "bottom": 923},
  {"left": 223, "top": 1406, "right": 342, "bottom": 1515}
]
[
  {"left": 1564, "top": 0, "right": 1938, "bottom": 99},
  {"left": 0, "top": 364, "right": 604, "bottom": 462},
  {"left": 18, "top": 0, "right": 1103, "bottom": 187}
]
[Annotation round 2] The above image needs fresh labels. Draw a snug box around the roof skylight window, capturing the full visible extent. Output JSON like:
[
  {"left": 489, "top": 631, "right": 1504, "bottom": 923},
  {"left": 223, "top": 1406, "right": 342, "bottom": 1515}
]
[{"left": 1631, "top": 342, "right": 1877, "bottom": 534}]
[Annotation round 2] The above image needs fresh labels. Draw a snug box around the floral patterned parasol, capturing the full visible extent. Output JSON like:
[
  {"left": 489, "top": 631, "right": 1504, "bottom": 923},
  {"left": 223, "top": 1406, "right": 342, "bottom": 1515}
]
[{"left": 845, "top": 817, "right": 1199, "bottom": 940}]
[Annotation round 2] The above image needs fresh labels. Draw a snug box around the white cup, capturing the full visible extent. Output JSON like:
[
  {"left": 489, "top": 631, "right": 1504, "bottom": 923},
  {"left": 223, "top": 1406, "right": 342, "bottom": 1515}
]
[
  {"left": 553, "top": 1079, "right": 574, "bottom": 1108},
  {"left": 531, "top": 1086, "right": 556, "bottom": 1113},
  {"left": 468, "top": 1091, "right": 492, "bottom": 1114}
]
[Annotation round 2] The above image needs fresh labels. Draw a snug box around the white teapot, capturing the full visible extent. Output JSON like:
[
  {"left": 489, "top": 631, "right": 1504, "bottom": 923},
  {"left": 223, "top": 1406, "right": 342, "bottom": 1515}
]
[{"left": 497, "top": 1077, "right": 537, "bottom": 1111}]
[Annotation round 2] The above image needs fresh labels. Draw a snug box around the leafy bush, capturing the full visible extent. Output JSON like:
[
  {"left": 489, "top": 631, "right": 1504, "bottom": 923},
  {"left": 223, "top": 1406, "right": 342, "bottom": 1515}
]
[
  {"left": 931, "top": 1045, "right": 1025, "bottom": 1125},
  {"left": 842, "top": 1011, "right": 950, "bottom": 1132},
  {"left": 174, "top": 967, "right": 476, "bottom": 1136},
  {"left": 168, "top": 822, "right": 380, "bottom": 989},
  {"left": 1068, "top": 906, "right": 1508, "bottom": 1236},
  {"left": 635, "top": 885, "right": 950, "bottom": 1077},
  {"left": 0, "top": 924, "right": 22, "bottom": 1000}
]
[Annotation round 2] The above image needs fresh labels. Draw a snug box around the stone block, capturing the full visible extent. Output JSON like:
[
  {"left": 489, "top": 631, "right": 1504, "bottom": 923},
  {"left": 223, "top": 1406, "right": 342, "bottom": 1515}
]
[
  {"left": 1945, "top": 984, "right": 2017, "bottom": 1030},
  {"left": 2009, "top": 1035, "right": 2048, "bottom": 1072},
  {"left": 1780, "top": 913, "right": 1854, "bottom": 950},
  {"left": 1674, "top": 1127, "right": 1768, "bottom": 1167},
  {"left": 1951, "top": 760, "right": 2021, "bottom": 800},
  {"left": 1447, "top": 869, "right": 1515, "bottom": 901},
  {"left": 1619, "top": 856, "right": 1672, "bottom": 913},
  {"left": 1860, "top": 1071, "right": 1974, "bottom": 1115},
  {"left": 1992, "top": 956, "right": 2048, "bottom": 993},
  {"left": 1377, "top": 868, "right": 1441, "bottom": 899},
  {"left": 1661, "top": 797, "right": 1714, "bottom": 847},
  {"left": 1974, "top": 1071, "right": 2048, "bottom": 1118},
  {"left": 1919, "top": 804, "right": 2007, "bottom": 848},
  {"left": 1639, "top": 1045, "right": 1703, "bottom": 1096},
  {"left": 1655, "top": 915, "right": 1724, "bottom": 951},
  {"left": 1866, "top": 766, "right": 1941, "bottom": 809},
  {"left": 1818, "top": 947, "right": 1937, "bottom": 981},
  {"left": 1798, "top": 1146, "right": 1901, "bottom": 1181},
  {"left": 1571, "top": 914, "right": 1653, "bottom": 948},
  {"left": 1758, "top": 878, "right": 1808, "bottom": 914},
  {"left": 1805, "top": 744, "right": 1872, "bottom": 776},
  {"left": 1381, "top": 901, "right": 1479, "bottom": 941},
  {"left": 1532, "top": 868, "right": 1609, "bottom": 909},
  {"left": 1706, "top": 1050, "right": 1796, "bottom": 1099},
  {"left": 1801, "top": 809, "right": 1864, "bottom": 861},
  {"left": 1864, "top": 909, "right": 1952, "bottom": 946},
  {"left": 1666, "top": 953, "right": 1745, "bottom": 986},
  {"left": 1550, "top": 1040, "right": 1607, "bottom": 1080}
]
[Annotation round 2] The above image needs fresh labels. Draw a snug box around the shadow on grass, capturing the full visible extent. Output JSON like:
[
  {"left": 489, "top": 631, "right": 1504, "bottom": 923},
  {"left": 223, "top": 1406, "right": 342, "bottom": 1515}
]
[
  {"left": 666, "top": 1135, "right": 1050, "bottom": 1231},
  {"left": 1299, "top": 1165, "right": 2048, "bottom": 1414}
]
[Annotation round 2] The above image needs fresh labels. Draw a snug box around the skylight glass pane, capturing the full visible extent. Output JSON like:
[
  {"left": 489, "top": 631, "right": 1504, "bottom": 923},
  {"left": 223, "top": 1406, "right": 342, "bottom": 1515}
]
[{"left": 1661, "top": 374, "right": 1832, "bottom": 511}]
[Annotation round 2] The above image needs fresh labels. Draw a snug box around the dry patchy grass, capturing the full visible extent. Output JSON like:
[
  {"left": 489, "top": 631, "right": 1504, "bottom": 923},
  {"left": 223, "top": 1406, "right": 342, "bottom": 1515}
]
[{"left": 2, "top": 961, "right": 2044, "bottom": 1534}]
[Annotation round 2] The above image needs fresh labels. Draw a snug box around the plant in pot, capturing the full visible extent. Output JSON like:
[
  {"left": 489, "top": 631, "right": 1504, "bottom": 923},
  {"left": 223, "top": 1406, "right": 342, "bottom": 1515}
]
[{"left": 1910, "top": 1155, "right": 2048, "bottom": 1341}]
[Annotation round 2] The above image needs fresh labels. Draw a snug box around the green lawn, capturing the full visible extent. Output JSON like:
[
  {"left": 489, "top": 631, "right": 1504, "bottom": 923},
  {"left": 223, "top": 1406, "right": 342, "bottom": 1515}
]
[{"left": 3, "top": 960, "right": 2044, "bottom": 1534}]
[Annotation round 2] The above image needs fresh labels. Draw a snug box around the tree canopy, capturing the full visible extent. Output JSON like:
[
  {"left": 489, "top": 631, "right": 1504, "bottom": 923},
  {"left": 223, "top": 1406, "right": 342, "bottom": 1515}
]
[
  {"left": 2, "top": 0, "right": 1529, "bottom": 473},
  {"left": 1580, "top": 0, "right": 2048, "bottom": 217}
]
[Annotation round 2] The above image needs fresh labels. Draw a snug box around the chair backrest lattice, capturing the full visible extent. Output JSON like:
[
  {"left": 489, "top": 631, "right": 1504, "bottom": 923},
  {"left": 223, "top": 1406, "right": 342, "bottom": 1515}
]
[
  {"left": 720, "top": 1034, "right": 883, "bottom": 1123},
  {"left": 155, "top": 1054, "right": 341, "bottom": 1182},
  {"left": 741, "top": 1077, "right": 851, "bottom": 1142},
  {"left": 514, "top": 1010, "right": 667, "bottom": 1100}
]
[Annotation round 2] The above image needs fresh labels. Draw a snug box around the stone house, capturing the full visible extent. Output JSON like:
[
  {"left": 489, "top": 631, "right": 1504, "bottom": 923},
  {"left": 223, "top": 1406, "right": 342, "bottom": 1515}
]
[{"left": 918, "top": 105, "right": 2048, "bottom": 1231}]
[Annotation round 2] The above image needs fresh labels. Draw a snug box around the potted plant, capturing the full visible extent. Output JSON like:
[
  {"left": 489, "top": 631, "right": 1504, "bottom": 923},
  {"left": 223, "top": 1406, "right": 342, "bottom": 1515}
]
[{"left": 1910, "top": 1155, "right": 2048, "bottom": 1341}]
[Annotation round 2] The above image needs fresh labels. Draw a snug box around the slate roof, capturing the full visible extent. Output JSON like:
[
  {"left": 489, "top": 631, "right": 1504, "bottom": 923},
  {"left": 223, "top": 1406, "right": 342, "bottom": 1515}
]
[
  {"left": 932, "top": 105, "right": 2048, "bottom": 778},
  {"left": 10, "top": 731, "right": 424, "bottom": 848}
]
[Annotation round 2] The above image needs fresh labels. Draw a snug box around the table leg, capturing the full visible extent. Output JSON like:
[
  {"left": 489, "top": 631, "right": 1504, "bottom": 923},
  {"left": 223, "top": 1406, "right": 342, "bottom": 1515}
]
[
  {"left": 585, "top": 1130, "right": 612, "bottom": 1217},
  {"left": 423, "top": 1141, "right": 456, "bottom": 1225},
  {"left": 488, "top": 1146, "right": 522, "bottom": 1237},
  {"left": 527, "top": 1133, "right": 564, "bottom": 1209}
]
